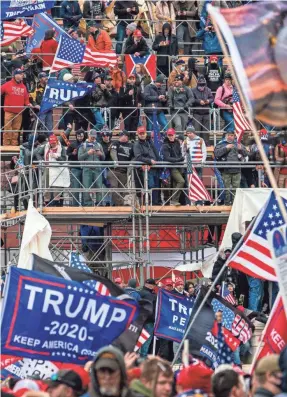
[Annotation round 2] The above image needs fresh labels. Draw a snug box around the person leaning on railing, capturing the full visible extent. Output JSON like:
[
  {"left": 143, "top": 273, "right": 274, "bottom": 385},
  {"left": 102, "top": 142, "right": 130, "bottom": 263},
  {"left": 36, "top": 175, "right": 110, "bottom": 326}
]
[{"left": 114, "top": 0, "right": 139, "bottom": 55}]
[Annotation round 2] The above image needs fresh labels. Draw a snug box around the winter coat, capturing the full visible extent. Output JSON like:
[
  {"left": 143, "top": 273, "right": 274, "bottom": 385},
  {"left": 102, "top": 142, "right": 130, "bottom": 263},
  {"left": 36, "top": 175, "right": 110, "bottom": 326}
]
[
  {"left": 143, "top": 83, "right": 164, "bottom": 114},
  {"left": 124, "top": 36, "right": 149, "bottom": 57},
  {"left": 119, "top": 83, "right": 142, "bottom": 108},
  {"left": 162, "top": 138, "right": 184, "bottom": 163},
  {"left": 214, "top": 141, "right": 248, "bottom": 173},
  {"left": 173, "top": 1, "right": 198, "bottom": 38},
  {"left": 204, "top": 63, "right": 224, "bottom": 92},
  {"left": 253, "top": 388, "right": 276, "bottom": 397},
  {"left": 90, "top": 85, "right": 112, "bottom": 107},
  {"left": 2, "top": 78, "right": 30, "bottom": 113},
  {"left": 196, "top": 29, "right": 222, "bottom": 55},
  {"left": 198, "top": 0, "right": 227, "bottom": 16},
  {"left": 29, "top": 82, "right": 46, "bottom": 106},
  {"left": 138, "top": 286, "right": 157, "bottom": 322},
  {"left": 60, "top": 0, "right": 82, "bottom": 29},
  {"left": 215, "top": 84, "right": 233, "bottom": 109},
  {"left": 89, "top": 346, "right": 137, "bottom": 397},
  {"left": 110, "top": 69, "right": 126, "bottom": 92},
  {"left": 43, "top": 142, "right": 66, "bottom": 162},
  {"left": 130, "top": 380, "right": 153, "bottom": 397},
  {"left": 83, "top": 0, "right": 105, "bottom": 19},
  {"left": 152, "top": 23, "right": 178, "bottom": 67},
  {"left": 124, "top": 287, "right": 141, "bottom": 301},
  {"left": 133, "top": 139, "right": 160, "bottom": 165},
  {"left": 168, "top": 85, "right": 194, "bottom": 112},
  {"left": 66, "top": 138, "right": 85, "bottom": 162},
  {"left": 168, "top": 68, "right": 196, "bottom": 89},
  {"left": 191, "top": 86, "right": 214, "bottom": 115},
  {"left": 155, "top": 1, "right": 176, "bottom": 35},
  {"left": 78, "top": 140, "right": 105, "bottom": 162},
  {"left": 39, "top": 38, "right": 58, "bottom": 69},
  {"left": 184, "top": 136, "right": 207, "bottom": 163},
  {"left": 88, "top": 30, "right": 113, "bottom": 51},
  {"left": 114, "top": 1, "right": 139, "bottom": 21}
]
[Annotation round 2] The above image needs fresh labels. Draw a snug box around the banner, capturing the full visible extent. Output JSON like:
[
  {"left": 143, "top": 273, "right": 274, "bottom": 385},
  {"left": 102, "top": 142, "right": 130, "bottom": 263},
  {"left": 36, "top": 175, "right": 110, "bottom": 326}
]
[
  {"left": 267, "top": 224, "right": 287, "bottom": 317},
  {"left": 154, "top": 289, "right": 194, "bottom": 343},
  {"left": 251, "top": 295, "right": 287, "bottom": 371},
  {"left": 40, "top": 79, "right": 95, "bottom": 114},
  {"left": 32, "top": 254, "right": 124, "bottom": 297},
  {"left": 1, "top": 1, "right": 55, "bottom": 20},
  {"left": 1, "top": 267, "right": 138, "bottom": 364},
  {"left": 125, "top": 55, "right": 156, "bottom": 81},
  {"left": 186, "top": 286, "right": 253, "bottom": 368},
  {"left": 26, "top": 12, "right": 67, "bottom": 55},
  {"left": 1, "top": 355, "right": 86, "bottom": 380}
]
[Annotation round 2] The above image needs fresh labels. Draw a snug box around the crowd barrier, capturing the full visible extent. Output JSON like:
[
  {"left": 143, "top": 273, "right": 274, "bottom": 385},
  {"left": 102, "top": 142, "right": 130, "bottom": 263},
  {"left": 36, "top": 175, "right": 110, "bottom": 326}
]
[{"left": 1, "top": 161, "right": 283, "bottom": 215}]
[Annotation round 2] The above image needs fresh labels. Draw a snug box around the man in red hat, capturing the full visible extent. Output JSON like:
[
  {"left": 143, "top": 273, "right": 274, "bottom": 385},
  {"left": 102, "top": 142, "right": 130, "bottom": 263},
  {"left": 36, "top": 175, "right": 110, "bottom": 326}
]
[
  {"left": 124, "top": 29, "right": 149, "bottom": 57},
  {"left": 176, "top": 359, "right": 213, "bottom": 395},
  {"left": 114, "top": 277, "right": 124, "bottom": 289}
]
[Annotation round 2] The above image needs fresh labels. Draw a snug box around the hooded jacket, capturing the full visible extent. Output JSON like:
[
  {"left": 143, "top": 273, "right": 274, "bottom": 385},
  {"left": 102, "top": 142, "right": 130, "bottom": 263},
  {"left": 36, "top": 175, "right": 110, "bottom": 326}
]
[
  {"left": 214, "top": 140, "right": 248, "bottom": 173},
  {"left": 196, "top": 29, "right": 222, "bottom": 55},
  {"left": 143, "top": 83, "right": 164, "bottom": 114},
  {"left": 130, "top": 380, "right": 153, "bottom": 397},
  {"left": 89, "top": 346, "right": 135, "bottom": 397},
  {"left": 168, "top": 84, "right": 194, "bottom": 112},
  {"left": 88, "top": 30, "right": 113, "bottom": 51},
  {"left": 124, "top": 36, "right": 149, "bottom": 57},
  {"left": 155, "top": 1, "right": 176, "bottom": 35},
  {"left": 191, "top": 83, "right": 214, "bottom": 115},
  {"left": 152, "top": 23, "right": 178, "bottom": 66},
  {"left": 133, "top": 139, "right": 160, "bottom": 164}
]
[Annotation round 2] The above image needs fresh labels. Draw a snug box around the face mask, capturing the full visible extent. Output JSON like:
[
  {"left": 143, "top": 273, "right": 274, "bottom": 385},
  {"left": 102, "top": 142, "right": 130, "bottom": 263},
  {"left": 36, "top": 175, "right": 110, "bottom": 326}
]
[
  {"left": 180, "top": 66, "right": 185, "bottom": 72},
  {"left": 198, "top": 85, "right": 205, "bottom": 92}
]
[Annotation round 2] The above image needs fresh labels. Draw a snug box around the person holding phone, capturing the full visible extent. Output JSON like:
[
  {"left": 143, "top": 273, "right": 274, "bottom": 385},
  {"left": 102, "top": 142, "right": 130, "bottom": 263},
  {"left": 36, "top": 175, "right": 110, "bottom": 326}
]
[{"left": 78, "top": 129, "right": 105, "bottom": 207}]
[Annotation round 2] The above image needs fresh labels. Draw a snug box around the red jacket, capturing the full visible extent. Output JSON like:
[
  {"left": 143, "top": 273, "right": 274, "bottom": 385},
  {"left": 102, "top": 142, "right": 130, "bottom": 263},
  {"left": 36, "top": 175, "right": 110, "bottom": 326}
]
[
  {"left": 1, "top": 79, "right": 30, "bottom": 113},
  {"left": 39, "top": 38, "right": 58, "bottom": 68}
]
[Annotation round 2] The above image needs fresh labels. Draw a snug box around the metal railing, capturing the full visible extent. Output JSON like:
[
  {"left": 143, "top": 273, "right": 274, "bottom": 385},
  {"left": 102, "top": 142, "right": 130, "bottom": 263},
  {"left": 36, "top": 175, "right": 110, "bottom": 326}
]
[{"left": 1, "top": 161, "right": 284, "bottom": 216}]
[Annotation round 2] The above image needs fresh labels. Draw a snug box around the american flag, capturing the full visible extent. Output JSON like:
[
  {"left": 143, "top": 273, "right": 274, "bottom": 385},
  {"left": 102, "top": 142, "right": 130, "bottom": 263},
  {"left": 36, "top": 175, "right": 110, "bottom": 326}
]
[
  {"left": 215, "top": 323, "right": 233, "bottom": 367},
  {"left": 233, "top": 87, "right": 251, "bottom": 143},
  {"left": 51, "top": 34, "right": 117, "bottom": 73},
  {"left": 0, "top": 19, "right": 34, "bottom": 47},
  {"left": 227, "top": 191, "right": 287, "bottom": 281},
  {"left": 134, "top": 328, "right": 150, "bottom": 352},
  {"left": 221, "top": 282, "right": 236, "bottom": 305},
  {"left": 187, "top": 152, "right": 212, "bottom": 202},
  {"left": 69, "top": 252, "right": 110, "bottom": 296}
]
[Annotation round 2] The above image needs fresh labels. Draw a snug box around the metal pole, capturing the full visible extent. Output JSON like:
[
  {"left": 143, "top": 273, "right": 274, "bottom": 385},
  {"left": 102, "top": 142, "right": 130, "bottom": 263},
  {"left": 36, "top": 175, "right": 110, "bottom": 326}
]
[
  {"left": 30, "top": 118, "right": 39, "bottom": 166},
  {"left": 131, "top": 168, "right": 137, "bottom": 278},
  {"left": 144, "top": 166, "right": 151, "bottom": 279},
  {"left": 138, "top": 216, "right": 144, "bottom": 286},
  {"left": 39, "top": 161, "right": 43, "bottom": 212},
  {"left": 172, "top": 214, "right": 258, "bottom": 365}
]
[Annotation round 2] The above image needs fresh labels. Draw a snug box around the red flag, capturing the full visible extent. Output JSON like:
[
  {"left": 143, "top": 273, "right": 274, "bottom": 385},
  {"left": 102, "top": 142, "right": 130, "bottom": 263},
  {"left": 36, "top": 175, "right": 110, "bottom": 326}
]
[
  {"left": 125, "top": 55, "right": 157, "bottom": 81},
  {"left": 251, "top": 296, "right": 287, "bottom": 372}
]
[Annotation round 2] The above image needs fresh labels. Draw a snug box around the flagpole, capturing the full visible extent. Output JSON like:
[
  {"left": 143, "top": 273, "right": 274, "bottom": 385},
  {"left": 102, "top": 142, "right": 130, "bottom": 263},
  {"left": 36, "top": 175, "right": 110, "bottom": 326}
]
[
  {"left": 172, "top": 215, "right": 257, "bottom": 365},
  {"left": 209, "top": 7, "right": 287, "bottom": 224}
]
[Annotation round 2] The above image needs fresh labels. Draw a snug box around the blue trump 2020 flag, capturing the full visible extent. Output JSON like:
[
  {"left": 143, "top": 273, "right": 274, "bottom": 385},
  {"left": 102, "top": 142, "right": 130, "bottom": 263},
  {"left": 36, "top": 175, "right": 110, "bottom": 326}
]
[
  {"left": 26, "top": 12, "right": 68, "bottom": 55},
  {"left": 1, "top": 267, "right": 138, "bottom": 364},
  {"left": 1, "top": 1, "right": 55, "bottom": 20},
  {"left": 154, "top": 289, "right": 194, "bottom": 343},
  {"left": 39, "top": 79, "right": 95, "bottom": 114}
]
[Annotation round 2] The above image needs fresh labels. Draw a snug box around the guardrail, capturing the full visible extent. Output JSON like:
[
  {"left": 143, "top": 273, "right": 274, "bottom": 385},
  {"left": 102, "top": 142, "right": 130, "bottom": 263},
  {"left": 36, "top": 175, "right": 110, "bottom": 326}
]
[{"left": 1, "top": 161, "right": 284, "bottom": 215}]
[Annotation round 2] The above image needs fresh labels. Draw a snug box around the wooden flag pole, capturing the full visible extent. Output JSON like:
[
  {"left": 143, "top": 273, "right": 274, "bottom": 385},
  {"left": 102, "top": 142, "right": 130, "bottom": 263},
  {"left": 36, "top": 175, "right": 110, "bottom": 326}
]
[{"left": 209, "top": 9, "right": 287, "bottom": 223}]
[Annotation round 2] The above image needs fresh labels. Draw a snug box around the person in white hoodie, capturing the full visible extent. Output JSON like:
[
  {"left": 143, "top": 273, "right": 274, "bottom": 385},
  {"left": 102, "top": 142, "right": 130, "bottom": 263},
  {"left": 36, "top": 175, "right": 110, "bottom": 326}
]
[{"left": 183, "top": 125, "right": 207, "bottom": 178}]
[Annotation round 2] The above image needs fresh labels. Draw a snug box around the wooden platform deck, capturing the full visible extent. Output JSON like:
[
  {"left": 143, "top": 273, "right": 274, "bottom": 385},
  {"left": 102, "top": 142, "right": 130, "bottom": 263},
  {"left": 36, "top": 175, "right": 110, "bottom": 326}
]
[{"left": 0, "top": 205, "right": 231, "bottom": 226}]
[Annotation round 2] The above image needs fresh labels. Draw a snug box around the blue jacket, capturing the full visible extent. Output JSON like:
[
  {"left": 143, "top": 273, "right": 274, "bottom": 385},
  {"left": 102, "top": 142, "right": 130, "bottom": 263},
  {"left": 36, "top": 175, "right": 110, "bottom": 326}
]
[
  {"left": 124, "top": 287, "right": 141, "bottom": 301},
  {"left": 196, "top": 29, "right": 222, "bottom": 54},
  {"left": 60, "top": 1, "right": 82, "bottom": 29}
]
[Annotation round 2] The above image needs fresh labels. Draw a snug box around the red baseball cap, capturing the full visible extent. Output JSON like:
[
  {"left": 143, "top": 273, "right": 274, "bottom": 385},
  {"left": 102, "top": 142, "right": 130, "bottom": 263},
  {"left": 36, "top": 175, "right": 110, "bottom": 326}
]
[
  {"left": 164, "top": 278, "right": 173, "bottom": 286},
  {"left": 210, "top": 55, "right": 218, "bottom": 62},
  {"left": 133, "top": 29, "right": 142, "bottom": 37},
  {"left": 137, "top": 126, "right": 146, "bottom": 135},
  {"left": 166, "top": 128, "right": 176, "bottom": 136},
  {"left": 175, "top": 277, "right": 184, "bottom": 287},
  {"left": 114, "top": 277, "right": 122, "bottom": 284},
  {"left": 177, "top": 360, "right": 213, "bottom": 393}
]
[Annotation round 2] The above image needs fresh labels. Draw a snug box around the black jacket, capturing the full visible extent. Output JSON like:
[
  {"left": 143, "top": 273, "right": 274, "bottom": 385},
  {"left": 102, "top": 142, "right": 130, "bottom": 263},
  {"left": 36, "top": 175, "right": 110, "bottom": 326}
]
[
  {"left": 133, "top": 139, "right": 160, "bottom": 165},
  {"left": 253, "top": 388, "right": 276, "bottom": 397},
  {"left": 119, "top": 84, "right": 142, "bottom": 109},
  {"left": 191, "top": 86, "right": 214, "bottom": 115},
  {"left": 152, "top": 23, "right": 178, "bottom": 66},
  {"left": 162, "top": 138, "right": 184, "bottom": 163},
  {"left": 143, "top": 83, "right": 166, "bottom": 114},
  {"left": 66, "top": 138, "right": 85, "bottom": 162},
  {"left": 124, "top": 36, "right": 149, "bottom": 57},
  {"left": 114, "top": 1, "right": 139, "bottom": 20},
  {"left": 83, "top": 0, "right": 105, "bottom": 18},
  {"left": 139, "top": 286, "right": 157, "bottom": 322}
]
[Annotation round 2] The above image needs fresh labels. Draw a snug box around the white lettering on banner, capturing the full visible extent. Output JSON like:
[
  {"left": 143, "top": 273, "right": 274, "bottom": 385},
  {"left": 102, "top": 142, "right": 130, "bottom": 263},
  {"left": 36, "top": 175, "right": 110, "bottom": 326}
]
[
  {"left": 13, "top": 335, "right": 41, "bottom": 346},
  {"left": 5, "top": 364, "right": 25, "bottom": 378},
  {"left": 169, "top": 298, "right": 192, "bottom": 327},
  {"left": 270, "top": 328, "right": 285, "bottom": 350},
  {"left": 200, "top": 346, "right": 216, "bottom": 361},
  {"left": 49, "top": 89, "right": 87, "bottom": 102},
  {"left": 24, "top": 284, "right": 127, "bottom": 327}
]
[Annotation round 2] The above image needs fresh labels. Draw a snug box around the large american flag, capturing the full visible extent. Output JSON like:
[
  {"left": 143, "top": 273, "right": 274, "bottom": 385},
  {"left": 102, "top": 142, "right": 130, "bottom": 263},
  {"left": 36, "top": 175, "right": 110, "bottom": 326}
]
[
  {"left": 227, "top": 191, "right": 286, "bottom": 281},
  {"left": 69, "top": 252, "right": 110, "bottom": 296},
  {"left": 187, "top": 152, "right": 212, "bottom": 202},
  {"left": 51, "top": 34, "right": 117, "bottom": 73},
  {"left": 233, "top": 87, "right": 251, "bottom": 143},
  {"left": 221, "top": 282, "right": 236, "bottom": 306},
  {"left": 0, "top": 19, "right": 34, "bottom": 47}
]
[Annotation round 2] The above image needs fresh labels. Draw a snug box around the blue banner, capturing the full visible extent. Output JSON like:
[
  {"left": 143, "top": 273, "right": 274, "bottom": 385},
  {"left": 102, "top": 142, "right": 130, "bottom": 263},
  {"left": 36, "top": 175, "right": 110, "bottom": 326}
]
[
  {"left": 1, "top": 268, "right": 138, "bottom": 364},
  {"left": 154, "top": 289, "right": 194, "bottom": 343},
  {"left": 39, "top": 79, "right": 95, "bottom": 114},
  {"left": 1, "top": 1, "right": 55, "bottom": 20},
  {"left": 26, "top": 12, "right": 67, "bottom": 55}
]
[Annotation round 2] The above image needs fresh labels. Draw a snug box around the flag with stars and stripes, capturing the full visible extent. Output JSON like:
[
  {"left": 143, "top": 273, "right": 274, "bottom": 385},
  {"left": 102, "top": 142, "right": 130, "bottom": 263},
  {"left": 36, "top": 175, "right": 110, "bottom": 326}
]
[
  {"left": 227, "top": 191, "right": 287, "bottom": 281},
  {"left": 233, "top": 87, "right": 251, "bottom": 143},
  {"left": 187, "top": 152, "right": 212, "bottom": 203},
  {"left": 51, "top": 34, "right": 117, "bottom": 73},
  {"left": 69, "top": 252, "right": 110, "bottom": 296},
  {"left": 221, "top": 282, "right": 236, "bottom": 306},
  {"left": 0, "top": 19, "right": 34, "bottom": 47},
  {"left": 186, "top": 286, "right": 253, "bottom": 367},
  {"left": 134, "top": 328, "right": 151, "bottom": 352}
]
